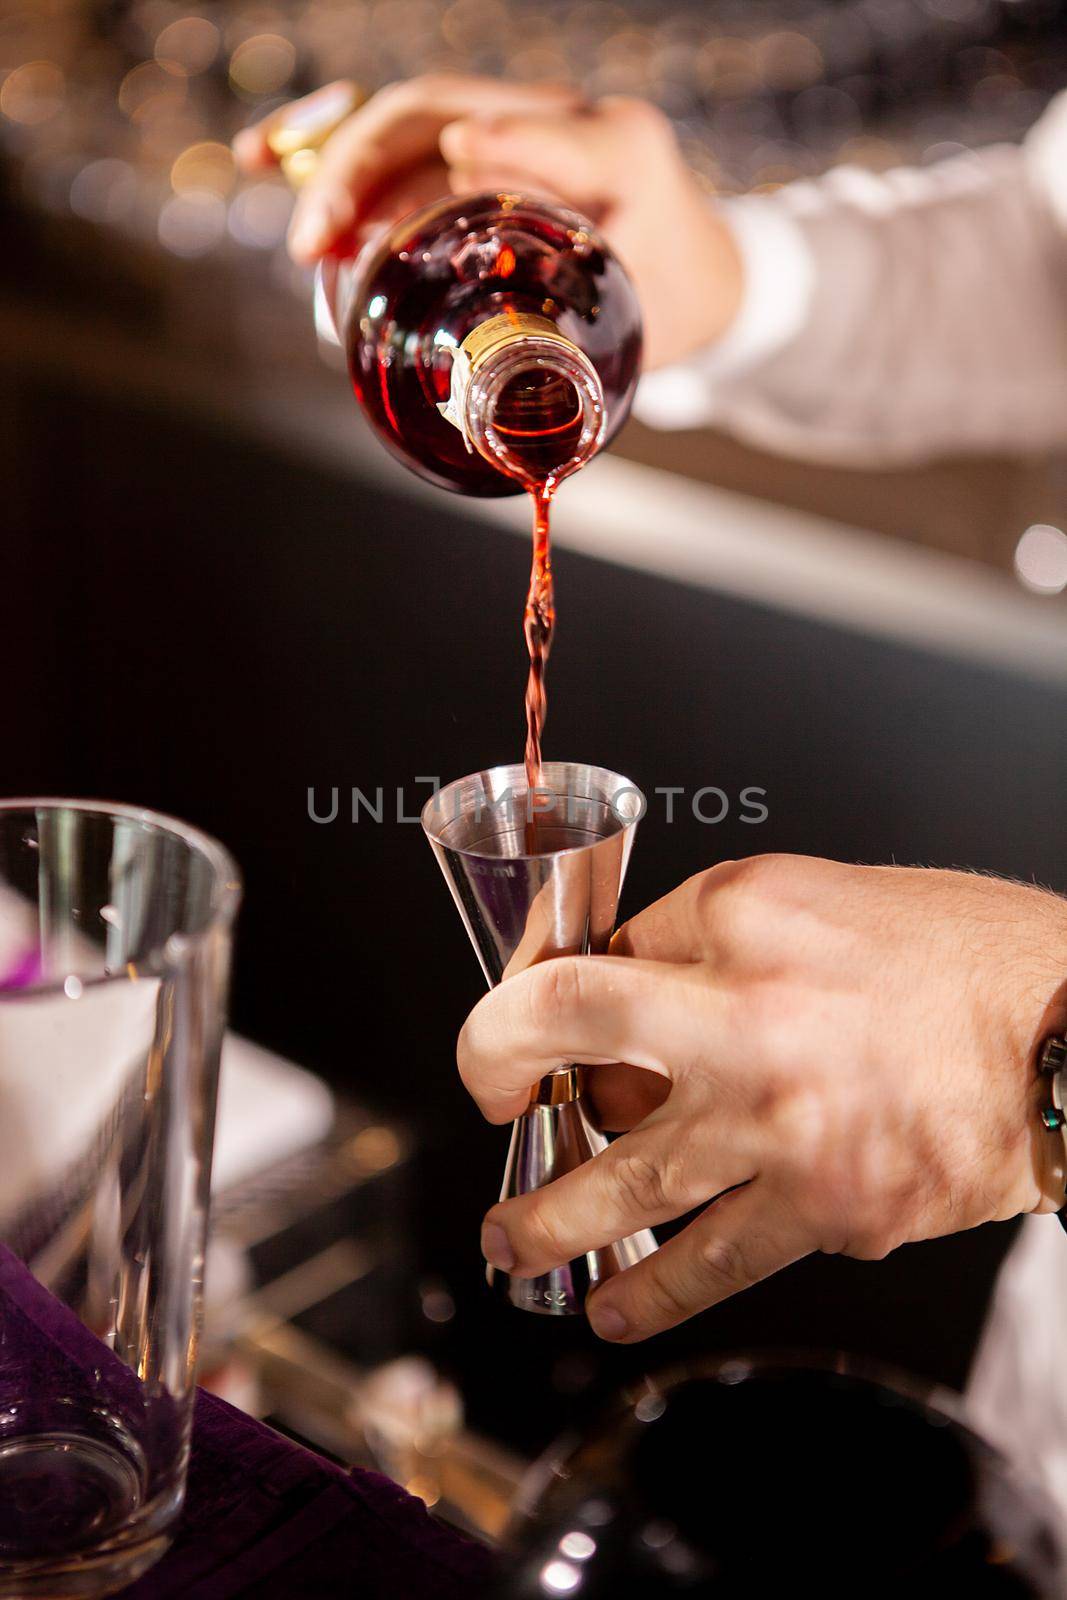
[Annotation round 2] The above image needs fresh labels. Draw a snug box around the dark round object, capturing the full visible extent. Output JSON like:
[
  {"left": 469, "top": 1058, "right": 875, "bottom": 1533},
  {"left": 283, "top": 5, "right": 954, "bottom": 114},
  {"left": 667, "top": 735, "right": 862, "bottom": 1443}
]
[{"left": 497, "top": 1358, "right": 1065, "bottom": 1597}]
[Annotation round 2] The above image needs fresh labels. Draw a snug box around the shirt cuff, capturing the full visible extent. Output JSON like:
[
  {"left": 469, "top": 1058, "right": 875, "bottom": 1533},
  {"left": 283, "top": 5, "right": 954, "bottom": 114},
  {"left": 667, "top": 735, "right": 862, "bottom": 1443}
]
[{"left": 633, "top": 195, "right": 816, "bottom": 431}]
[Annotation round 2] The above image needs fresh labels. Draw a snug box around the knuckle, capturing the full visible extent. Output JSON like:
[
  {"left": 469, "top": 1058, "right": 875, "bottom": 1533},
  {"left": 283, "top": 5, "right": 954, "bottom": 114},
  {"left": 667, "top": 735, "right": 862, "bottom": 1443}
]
[
  {"left": 611, "top": 1149, "right": 673, "bottom": 1217},
  {"left": 660, "top": 1127, "right": 712, "bottom": 1212},
  {"left": 841, "top": 1226, "right": 901, "bottom": 1262},
  {"left": 748, "top": 1073, "right": 790, "bottom": 1130},
  {"left": 855, "top": 1172, "right": 926, "bottom": 1257},
  {"left": 695, "top": 857, "right": 792, "bottom": 958},
  {"left": 746, "top": 983, "right": 816, "bottom": 1073},
  {"left": 773, "top": 1083, "right": 830, "bottom": 1168},
  {"left": 696, "top": 1233, "right": 749, "bottom": 1291},
  {"left": 811, "top": 1147, "right": 917, "bottom": 1261},
  {"left": 807, "top": 1178, "right": 854, "bottom": 1255},
  {"left": 525, "top": 958, "right": 583, "bottom": 1030},
  {"left": 519, "top": 1200, "right": 569, "bottom": 1264},
  {"left": 691, "top": 860, "right": 736, "bottom": 922},
  {"left": 815, "top": 1221, "right": 851, "bottom": 1257},
  {"left": 726, "top": 852, "right": 799, "bottom": 898}
]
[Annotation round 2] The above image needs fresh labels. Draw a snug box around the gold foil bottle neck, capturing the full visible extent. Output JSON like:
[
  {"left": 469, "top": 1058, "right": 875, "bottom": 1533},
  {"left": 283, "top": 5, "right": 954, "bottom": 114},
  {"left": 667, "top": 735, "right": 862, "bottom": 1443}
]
[
  {"left": 459, "top": 311, "right": 577, "bottom": 375},
  {"left": 438, "top": 312, "right": 584, "bottom": 449}
]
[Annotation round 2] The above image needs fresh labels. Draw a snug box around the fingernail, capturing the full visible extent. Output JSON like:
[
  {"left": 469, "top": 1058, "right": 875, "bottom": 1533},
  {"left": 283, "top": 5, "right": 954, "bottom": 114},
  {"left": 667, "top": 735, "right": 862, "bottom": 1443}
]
[
  {"left": 588, "top": 1302, "right": 628, "bottom": 1342},
  {"left": 288, "top": 200, "right": 332, "bottom": 259},
  {"left": 481, "top": 1222, "right": 515, "bottom": 1272}
]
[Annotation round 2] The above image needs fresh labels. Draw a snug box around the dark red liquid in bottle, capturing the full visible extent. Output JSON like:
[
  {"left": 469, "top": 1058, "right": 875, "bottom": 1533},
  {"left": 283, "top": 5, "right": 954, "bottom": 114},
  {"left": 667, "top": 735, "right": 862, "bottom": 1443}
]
[{"left": 345, "top": 192, "right": 642, "bottom": 497}]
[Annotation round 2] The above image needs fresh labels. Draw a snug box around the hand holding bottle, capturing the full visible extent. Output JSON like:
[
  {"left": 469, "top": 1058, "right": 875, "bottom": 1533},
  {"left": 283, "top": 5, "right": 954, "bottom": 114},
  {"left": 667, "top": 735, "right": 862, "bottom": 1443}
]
[
  {"left": 458, "top": 856, "right": 1067, "bottom": 1342},
  {"left": 233, "top": 75, "right": 743, "bottom": 368}
]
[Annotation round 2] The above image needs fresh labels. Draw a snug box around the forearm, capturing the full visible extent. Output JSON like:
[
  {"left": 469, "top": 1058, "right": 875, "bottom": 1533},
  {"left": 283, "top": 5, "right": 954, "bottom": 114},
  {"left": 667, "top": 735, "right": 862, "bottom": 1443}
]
[{"left": 638, "top": 103, "right": 1067, "bottom": 465}]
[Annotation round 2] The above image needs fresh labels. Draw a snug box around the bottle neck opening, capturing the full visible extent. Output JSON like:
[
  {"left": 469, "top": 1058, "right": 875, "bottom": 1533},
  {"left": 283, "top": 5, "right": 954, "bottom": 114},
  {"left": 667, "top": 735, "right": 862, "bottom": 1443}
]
[
  {"left": 438, "top": 315, "right": 605, "bottom": 488},
  {"left": 467, "top": 342, "right": 605, "bottom": 487}
]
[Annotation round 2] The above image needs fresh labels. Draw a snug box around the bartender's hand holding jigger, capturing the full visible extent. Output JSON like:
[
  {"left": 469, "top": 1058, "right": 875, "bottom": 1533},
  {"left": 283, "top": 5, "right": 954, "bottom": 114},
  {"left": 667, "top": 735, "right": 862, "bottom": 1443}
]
[
  {"left": 236, "top": 84, "right": 1067, "bottom": 1334},
  {"left": 232, "top": 74, "right": 743, "bottom": 367},
  {"left": 459, "top": 857, "right": 1067, "bottom": 1342}
]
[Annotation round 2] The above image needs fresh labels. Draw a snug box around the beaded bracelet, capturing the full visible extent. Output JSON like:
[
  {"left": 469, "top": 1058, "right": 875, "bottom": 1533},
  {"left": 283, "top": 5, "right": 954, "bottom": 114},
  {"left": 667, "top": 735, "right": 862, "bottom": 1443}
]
[{"left": 1038, "top": 1034, "right": 1067, "bottom": 1233}]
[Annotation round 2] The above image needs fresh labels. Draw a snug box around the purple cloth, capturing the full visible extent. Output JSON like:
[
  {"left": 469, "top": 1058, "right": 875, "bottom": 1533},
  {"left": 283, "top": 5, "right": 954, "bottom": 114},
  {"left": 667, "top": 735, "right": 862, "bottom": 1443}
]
[
  {"left": 0, "top": 1243, "right": 181, "bottom": 1490},
  {"left": 123, "top": 1389, "right": 496, "bottom": 1600},
  {"left": 0, "top": 1246, "right": 495, "bottom": 1598},
  {"left": 0, "top": 946, "right": 43, "bottom": 990}
]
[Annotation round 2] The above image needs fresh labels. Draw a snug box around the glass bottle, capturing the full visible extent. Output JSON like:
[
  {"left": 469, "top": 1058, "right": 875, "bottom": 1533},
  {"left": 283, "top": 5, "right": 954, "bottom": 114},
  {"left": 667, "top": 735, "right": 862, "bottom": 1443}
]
[
  {"left": 318, "top": 191, "right": 643, "bottom": 496},
  {"left": 269, "top": 90, "right": 643, "bottom": 494}
]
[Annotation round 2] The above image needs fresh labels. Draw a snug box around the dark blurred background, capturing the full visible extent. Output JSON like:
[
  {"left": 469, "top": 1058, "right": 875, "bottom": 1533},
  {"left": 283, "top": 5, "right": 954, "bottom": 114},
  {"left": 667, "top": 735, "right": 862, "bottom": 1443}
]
[{"left": 3, "top": 0, "right": 1067, "bottom": 1465}]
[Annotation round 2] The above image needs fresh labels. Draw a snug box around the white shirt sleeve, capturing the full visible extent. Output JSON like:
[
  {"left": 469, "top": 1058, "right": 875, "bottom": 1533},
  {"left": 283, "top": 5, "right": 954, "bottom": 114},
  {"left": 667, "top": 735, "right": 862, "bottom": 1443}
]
[
  {"left": 634, "top": 90, "right": 1067, "bottom": 465},
  {"left": 634, "top": 197, "right": 816, "bottom": 427},
  {"left": 967, "top": 1214, "right": 1067, "bottom": 1520}
]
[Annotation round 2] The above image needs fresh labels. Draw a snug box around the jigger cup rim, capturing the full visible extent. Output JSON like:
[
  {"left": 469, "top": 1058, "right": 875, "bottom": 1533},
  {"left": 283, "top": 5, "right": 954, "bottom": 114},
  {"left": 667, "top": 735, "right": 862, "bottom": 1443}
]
[
  {"left": 420, "top": 760, "right": 644, "bottom": 861},
  {"left": 0, "top": 798, "right": 242, "bottom": 998}
]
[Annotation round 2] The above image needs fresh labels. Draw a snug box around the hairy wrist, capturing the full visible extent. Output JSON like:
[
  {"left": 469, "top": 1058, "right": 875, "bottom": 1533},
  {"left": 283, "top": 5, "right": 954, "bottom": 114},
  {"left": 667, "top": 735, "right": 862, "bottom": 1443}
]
[{"left": 1008, "top": 887, "right": 1067, "bottom": 1048}]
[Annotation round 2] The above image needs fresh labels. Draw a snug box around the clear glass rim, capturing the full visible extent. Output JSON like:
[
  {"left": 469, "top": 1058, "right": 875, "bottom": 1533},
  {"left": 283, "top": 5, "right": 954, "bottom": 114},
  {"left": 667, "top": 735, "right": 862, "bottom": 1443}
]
[
  {"left": 421, "top": 761, "right": 644, "bottom": 861},
  {"left": 0, "top": 798, "right": 241, "bottom": 996}
]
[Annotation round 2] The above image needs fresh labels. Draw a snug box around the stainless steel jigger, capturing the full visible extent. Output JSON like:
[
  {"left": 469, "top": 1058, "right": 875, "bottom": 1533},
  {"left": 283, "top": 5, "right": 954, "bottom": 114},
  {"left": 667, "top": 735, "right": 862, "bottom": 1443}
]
[{"left": 421, "top": 761, "right": 658, "bottom": 1316}]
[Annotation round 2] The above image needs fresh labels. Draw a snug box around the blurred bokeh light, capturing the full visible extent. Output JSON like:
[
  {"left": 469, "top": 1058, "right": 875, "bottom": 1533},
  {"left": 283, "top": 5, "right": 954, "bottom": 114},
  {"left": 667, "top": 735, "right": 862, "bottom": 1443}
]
[
  {"left": 1, "top": 60, "right": 65, "bottom": 125},
  {"left": 155, "top": 16, "right": 221, "bottom": 76},
  {"left": 1014, "top": 523, "right": 1067, "bottom": 593},
  {"left": 3, "top": 0, "right": 1065, "bottom": 265}
]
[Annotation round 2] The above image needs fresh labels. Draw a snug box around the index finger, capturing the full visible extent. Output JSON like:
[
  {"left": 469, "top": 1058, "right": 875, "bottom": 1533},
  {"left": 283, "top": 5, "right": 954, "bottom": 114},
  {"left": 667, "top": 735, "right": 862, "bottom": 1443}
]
[{"left": 457, "top": 955, "right": 719, "bottom": 1123}]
